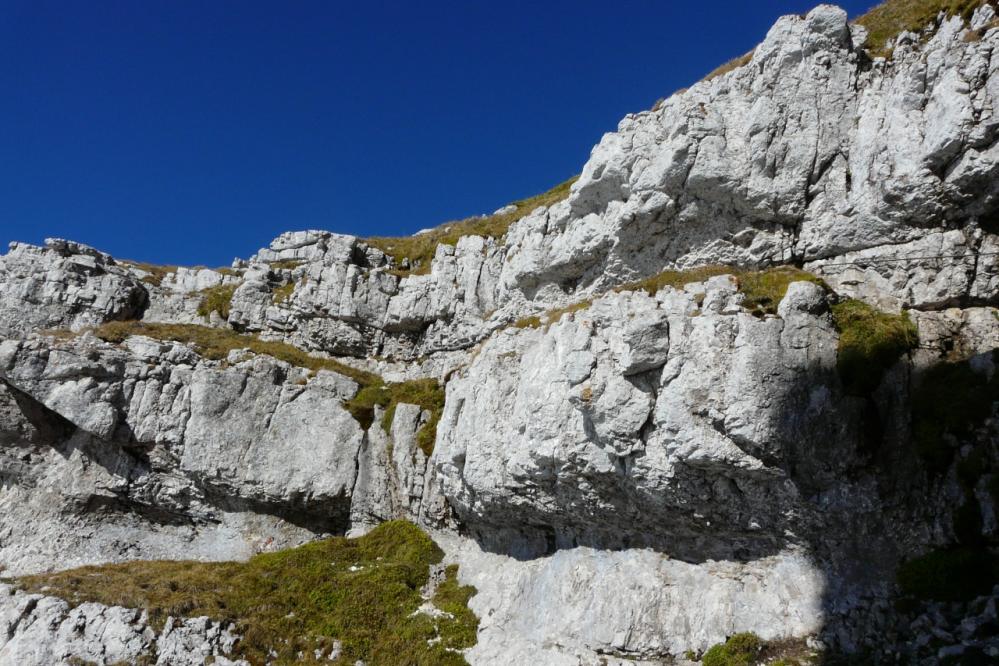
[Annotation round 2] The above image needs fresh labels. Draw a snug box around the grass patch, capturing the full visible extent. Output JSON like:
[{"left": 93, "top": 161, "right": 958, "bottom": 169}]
[
  {"left": 92, "top": 321, "right": 379, "bottom": 385},
  {"left": 737, "top": 267, "right": 826, "bottom": 317},
  {"left": 510, "top": 265, "right": 826, "bottom": 331},
  {"left": 268, "top": 259, "right": 306, "bottom": 270},
  {"left": 197, "top": 284, "right": 238, "bottom": 320},
  {"left": 614, "top": 265, "right": 736, "bottom": 296},
  {"left": 17, "top": 521, "right": 477, "bottom": 665},
  {"left": 701, "top": 633, "right": 762, "bottom": 666},
  {"left": 122, "top": 261, "right": 179, "bottom": 287},
  {"left": 855, "top": 0, "right": 987, "bottom": 57},
  {"left": 512, "top": 299, "right": 593, "bottom": 330},
  {"left": 366, "top": 177, "right": 577, "bottom": 277},
  {"left": 695, "top": 634, "right": 816, "bottom": 666},
  {"left": 90, "top": 321, "right": 446, "bottom": 450},
  {"left": 353, "top": 378, "right": 446, "bottom": 456},
  {"left": 830, "top": 299, "right": 918, "bottom": 395},
  {"left": 430, "top": 565, "right": 479, "bottom": 650},
  {"left": 897, "top": 546, "right": 999, "bottom": 602},
  {"left": 272, "top": 282, "right": 296, "bottom": 304},
  {"left": 617, "top": 264, "right": 824, "bottom": 316},
  {"left": 701, "top": 50, "right": 754, "bottom": 82}
]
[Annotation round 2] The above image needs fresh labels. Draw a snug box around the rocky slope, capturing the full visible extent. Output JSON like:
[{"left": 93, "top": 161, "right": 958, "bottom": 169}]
[{"left": 3, "top": 2, "right": 999, "bottom": 664}]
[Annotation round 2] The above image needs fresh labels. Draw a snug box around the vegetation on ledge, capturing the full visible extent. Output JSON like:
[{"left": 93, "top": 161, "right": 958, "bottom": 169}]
[
  {"left": 89, "top": 321, "right": 446, "bottom": 451},
  {"left": 92, "top": 321, "right": 377, "bottom": 383},
  {"left": 513, "top": 265, "right": 827, "bottom": 330},
  {"left": 121, "top": 261, "right": 179, "bottom": 287},
  {"left": 855, "top": 0, "right": 987, "bottom": 57},
  {"left": 830, "top": 299, "right": 918, "bottom": 395},
  {"left": 512, "top": 299, "right": 593, "bottom": 329},
  {"left": 350, "top": 378, "right": 446, "bottom": 456},
  {"left": 366, "top": 177, "right": 577, "bottom": 277},
  {"left": 692, "top": 632, "right": 816, "bottom": 665},
  {"left": 700, "top": 50, "right": 754, "bottom": 83},
  {"left": 196, "top": 283, "right": 238, "bottom": 319},
  {"left": 268, "top": 259, "right": 306, "bottom": 270},
  {"left": 17, "top": 521, "right": 478, "bottom": 665}
]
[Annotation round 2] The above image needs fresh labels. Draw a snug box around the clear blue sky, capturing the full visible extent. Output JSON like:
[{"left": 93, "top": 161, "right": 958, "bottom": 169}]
[{"left": 1, "top": 0, "right": 873, "bottom": 266}]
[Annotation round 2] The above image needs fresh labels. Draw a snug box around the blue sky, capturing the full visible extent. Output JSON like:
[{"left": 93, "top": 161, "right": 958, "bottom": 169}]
[{"left": 1, "top": 0, "right": 873, "bottom": 266}]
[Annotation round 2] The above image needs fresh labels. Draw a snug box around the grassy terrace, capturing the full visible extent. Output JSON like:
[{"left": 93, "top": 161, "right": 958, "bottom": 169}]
[
  {"left": 366, "top": 177, "right": 577, "bottom": 277},
  {"left": 513, "top": 265, "right": 826, "bottom": 329},
  {"left": 16, "top": 521, "right": 478, "bottom": 665},
  {"left": 90, "top": 322, "right": 446, "bottom": 453}
]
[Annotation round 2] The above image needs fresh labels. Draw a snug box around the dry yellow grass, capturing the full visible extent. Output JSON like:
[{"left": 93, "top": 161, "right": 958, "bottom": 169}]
[
  {"left": 512, "top": 265, "right": 826, "bottom": 332},
  {"left": 366, "top": 177, "right": 577, "bottom": 276},
  {"left": 700, "top": 51, "right": 754, "bottom": 82},
  {"left": 855, "top": 0, "right": 986, "bottom": 56},
  {"left": 196, "top": 284, "right": 238, "bottom": 319},
  {"left": 120, "top": 261, "right": 179, "bottom": 287},
  {"left": 512, "top": 299, "right": 594, "bottom": 330}
]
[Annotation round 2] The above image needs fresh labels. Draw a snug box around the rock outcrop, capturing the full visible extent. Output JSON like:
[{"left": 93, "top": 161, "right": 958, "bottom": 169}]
[
  {"left": 0, "top": 584, "right": 247, "bottom": 666},
  {"left": 3, "top": 3, "right": 999, "bottom": 665}
]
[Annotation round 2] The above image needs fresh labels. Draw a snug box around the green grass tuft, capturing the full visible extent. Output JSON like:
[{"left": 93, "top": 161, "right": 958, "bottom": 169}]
[
  {"left": 429, "top": 565, "right": 479, "bottom": 650},
  {"left": 830, "top": 299, "right": 918, "bottom": 395},
  {"left": 855, "top": 0, "right": 987, "bottom": 57},
  {"left": 737, "top": 267, "right": 827, "bottom": 317},
  {"left": 17, "top": 521, "right": 477, "bottom": 665},
  {"left": 367, "top": 177, "right": 577, "bottom": 277},
  {"left": 358, "top": 379, "right": 447, "bottom": 457},
  {"left": 196, "top": 284, "right": 238, "bottom": 320},
  {"left": 701, "top": 632, "right": 763, "bottom": 666}
]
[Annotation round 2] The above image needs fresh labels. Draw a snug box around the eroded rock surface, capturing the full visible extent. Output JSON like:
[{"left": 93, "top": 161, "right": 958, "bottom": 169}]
[
  {"left": 0, "top": 584, "right": 247, "bottom": 666},
  {"left": 2, "top": 4, "right": 999, "bottom": 665}
]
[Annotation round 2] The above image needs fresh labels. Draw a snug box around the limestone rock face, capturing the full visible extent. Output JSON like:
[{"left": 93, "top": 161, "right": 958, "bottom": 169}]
[
  {"left": 502, "top": 5, "right": 999, "bottom": 311},
  {"left": 0, "top": 334, "right": 382, "bottom": 575},
  {"left": 3, "top": 4, "right": 999, "bottom": 665},
  {"left": 439, "top": 534, "right": 824, "bottom": 662},
  {"left": 435, "top": 281, "right": 849, "bottom": 556},
  {"left": 0, "top": 584, "right": 247, "bottom": 666},
  {"left": 0, "top": 240, "right": 147, "bottom": 338}
]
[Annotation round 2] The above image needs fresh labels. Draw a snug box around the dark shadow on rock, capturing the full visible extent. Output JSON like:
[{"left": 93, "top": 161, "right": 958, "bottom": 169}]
[{"left": 444, "top": 342, "right": 999, "bottom": 661}]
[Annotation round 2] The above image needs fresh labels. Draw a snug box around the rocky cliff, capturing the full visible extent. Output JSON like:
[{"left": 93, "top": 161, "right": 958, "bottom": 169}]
[{"left": 3, "top": 3, "right": 999, "bottom": 665}]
